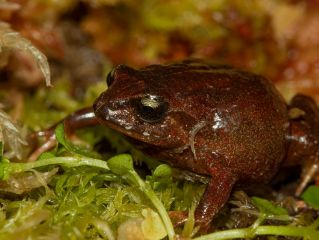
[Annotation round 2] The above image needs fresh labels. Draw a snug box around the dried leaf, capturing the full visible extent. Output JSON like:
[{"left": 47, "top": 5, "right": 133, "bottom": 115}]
[
  {"left": 0, "top": 109, "right": 27, "bottom": 159},
  {"left": 0, "top": 168, "right": 58, "bottom": 194},
  {"left": 0, "top": 22, "right": 51, "bottom": 86}
]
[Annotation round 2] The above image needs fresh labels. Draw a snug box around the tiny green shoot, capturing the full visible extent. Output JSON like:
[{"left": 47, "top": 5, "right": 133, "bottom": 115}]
[
  {"left": 302, "top": 185, "right": 319, "bottom": 210},
  {"left": 251, "top": 196, "right": 288, "bottom": 216}
]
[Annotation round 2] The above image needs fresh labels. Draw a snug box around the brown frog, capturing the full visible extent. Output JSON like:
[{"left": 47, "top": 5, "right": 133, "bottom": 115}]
[{"left": 33, "top": 60, "right": 319, "bottom": 230}]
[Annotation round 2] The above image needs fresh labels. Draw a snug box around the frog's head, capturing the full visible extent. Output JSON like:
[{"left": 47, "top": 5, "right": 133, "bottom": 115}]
[{"left": 93, "top": 64, "right": 196, "bottom": 149}]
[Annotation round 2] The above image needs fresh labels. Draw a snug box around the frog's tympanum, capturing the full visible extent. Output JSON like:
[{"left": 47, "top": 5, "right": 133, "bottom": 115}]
[{"left": 37, "top": 60, "right": 319, "bottom": 230}]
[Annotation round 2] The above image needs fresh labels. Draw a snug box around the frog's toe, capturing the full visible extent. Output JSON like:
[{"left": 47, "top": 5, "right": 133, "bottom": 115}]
[
  {"left": 28, "top": 134, "right": 56, "bottom": 161},
  {"left": 296, "top": 158, "right": 319, "bottom": 196},
  {"left": 169, "top": 210, "right": 188, "bottom": 227}
]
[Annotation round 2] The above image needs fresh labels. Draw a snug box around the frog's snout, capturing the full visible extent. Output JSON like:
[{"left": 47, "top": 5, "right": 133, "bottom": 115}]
[
  {"left": 94, "top": 101, "right": 118, "bottom": 124},
  {"left": 93, "top": 102, "right": 107, "bottom": 121},
  {"left": 93, "top": 93, "right": 110, "bottom": 120}
]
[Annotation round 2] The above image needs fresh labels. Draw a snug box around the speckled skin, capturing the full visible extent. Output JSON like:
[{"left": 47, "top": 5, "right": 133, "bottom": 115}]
[
  {"left": 94, "top": 62, "right": 289, "bottom": 182},
  {"left": 62, "top": 61, "right": 319, "bottom": 230}
]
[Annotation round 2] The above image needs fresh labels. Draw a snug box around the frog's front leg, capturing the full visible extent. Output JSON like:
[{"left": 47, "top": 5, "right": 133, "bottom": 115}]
[
  {"left": 195, "top": 166, "right": 237, "bottom": 231},
  {"left": 29, "top": 107, "right": 99, "bottom": 160}
]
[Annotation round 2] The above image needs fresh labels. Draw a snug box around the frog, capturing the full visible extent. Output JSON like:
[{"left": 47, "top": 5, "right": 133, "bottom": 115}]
[{"left": 32, "top": 60, "right": 319, "bottom": 230}]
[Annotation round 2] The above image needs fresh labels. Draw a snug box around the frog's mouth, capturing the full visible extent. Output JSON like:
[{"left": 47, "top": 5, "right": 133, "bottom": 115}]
[{"left": 97, "top": 118, "right": 180, "bottom": 149}]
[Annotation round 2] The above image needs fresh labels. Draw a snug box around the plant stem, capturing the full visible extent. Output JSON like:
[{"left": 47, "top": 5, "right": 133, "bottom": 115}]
[
  {"left": 130, "top": 170, "right": 176, "bottom": 240},
  {"left": 1, "top": 156, "right": 110, "bottom": 179},
  {"left": 193, "top": 224, "right": 319, "bottom": 240}
]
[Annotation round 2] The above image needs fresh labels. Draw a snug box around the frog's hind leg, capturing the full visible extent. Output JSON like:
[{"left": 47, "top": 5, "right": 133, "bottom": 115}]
[
  {"left": 288, "top": 94, "right": 319, "bottom": 196},
  {"left": 28, "top": 107, "right": 98, "bottom": 161}
]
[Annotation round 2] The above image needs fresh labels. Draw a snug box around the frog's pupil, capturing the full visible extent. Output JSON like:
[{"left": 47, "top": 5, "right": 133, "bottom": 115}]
[
  {"left": 136, "top": 96, "right": 167, "bottom": 123},
  {"left": 141, "top": 105, "right": 156, "bottom": 115}
]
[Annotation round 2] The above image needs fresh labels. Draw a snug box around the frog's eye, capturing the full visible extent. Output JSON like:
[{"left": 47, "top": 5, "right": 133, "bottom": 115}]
[
  {"left": 106, "top": 69, "right": 115, "bottom": 87},
  {"left": 136, "top": 95, "right": 168, "bottom": 123}
]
